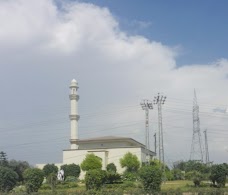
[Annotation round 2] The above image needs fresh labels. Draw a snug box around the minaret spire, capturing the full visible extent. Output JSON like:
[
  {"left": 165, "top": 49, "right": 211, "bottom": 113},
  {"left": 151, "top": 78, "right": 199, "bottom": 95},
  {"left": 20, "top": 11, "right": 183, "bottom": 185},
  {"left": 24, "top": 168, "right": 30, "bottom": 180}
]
[{"left": 69, "top": 79, "right": 80, "bottom": 149}]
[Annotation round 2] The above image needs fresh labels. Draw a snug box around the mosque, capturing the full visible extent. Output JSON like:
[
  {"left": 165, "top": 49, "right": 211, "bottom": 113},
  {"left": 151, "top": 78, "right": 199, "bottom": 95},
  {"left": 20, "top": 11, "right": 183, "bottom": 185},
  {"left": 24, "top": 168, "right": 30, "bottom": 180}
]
[{"left": 37, "top": 79, "right": 155, "bottom": 178}]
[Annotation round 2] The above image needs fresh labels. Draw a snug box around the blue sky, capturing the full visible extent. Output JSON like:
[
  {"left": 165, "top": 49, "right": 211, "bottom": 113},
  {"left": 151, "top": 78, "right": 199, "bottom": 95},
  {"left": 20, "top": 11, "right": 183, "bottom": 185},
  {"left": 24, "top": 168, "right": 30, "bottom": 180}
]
[
  {"left": 75, "top": 0, "right": 228, "bottom": 65},
  {"left": 0, "top": 0, "right": 227, "bottom": 165}
]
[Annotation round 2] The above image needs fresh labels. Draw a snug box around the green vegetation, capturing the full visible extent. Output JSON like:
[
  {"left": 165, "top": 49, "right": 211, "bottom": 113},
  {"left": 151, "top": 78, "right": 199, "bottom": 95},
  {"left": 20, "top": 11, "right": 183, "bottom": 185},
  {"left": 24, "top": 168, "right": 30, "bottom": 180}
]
[
  {"left": 43, "top": 163, "right": 58, "bottom": 178},
  {"left": 0, "top": 166, "right": 18, "bottom": 192},
  {"left": 23, "top": 168, "right": 44, "bottom": 193},
  {"left": 85, "top": 169, "right": 107, "bottom": 190},
  {"left": 139, "top": 164, "right": 162, "bottom": 193},
  {"left": 119, "top": 152, "right": 140, "bottom": 172},
  {"left": 81, "top": 153, "right": 102, "bottom": 171},
  {"left": 60, "top": 163, "right": 81, "bottom": 180}
]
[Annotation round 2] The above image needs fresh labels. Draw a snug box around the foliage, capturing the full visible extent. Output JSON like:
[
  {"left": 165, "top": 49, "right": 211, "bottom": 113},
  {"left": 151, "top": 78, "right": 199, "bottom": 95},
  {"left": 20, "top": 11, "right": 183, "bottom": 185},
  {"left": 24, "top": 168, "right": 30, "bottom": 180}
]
[
  {"left": 139, "top": 165, "right": 162, "bottom": 193},
  {"left": 165, "top": 170, "right": 174, "bottom": 181},
  {"left": 46, "top": 172, "right": 57, "bottom": 192},
  {"left": 106, "top": 163, "right": 117, "bottom": 173},
  {"left": 43, "top": 163, "right": 58, "bottom": 178},
  {"left": 210, "top": 164, "right": 227, "bottom": 187},
  {"left": 185, "top": 171, "right": 204, "bottom": 187},
  {"left": 0, "top": 166, "right": 18, "bottom": 192},
  {"left": 8, "top": 160, "right": 30, "bottom": 183},
  {"left": 171, "top": 169, "right": 185, "bottom": 180},
  {"left": 81, "top": 153, "right": 102, "bottom": 171},
  {"left": 122, "top": 171, "right": 138, "bottom": 181},
  {"left": 119, "top": 152, "right": 140, "bottom": 173},
  {"left": 23, "top": 168, "right": 44, "bottom": 193},
  {"left": 173, "top": 160, "right": 210, "bottom": 174},
  {"left": 85, "top": 169, "right": 107, "bottom": 190},
  {"left": 0, "top": 151, "right": 8, "bottom": 167},
  {"left": 60, "top": 163, "right": 81, "bottom": 179},
  {"left": 106, "top": 172, "right": 121, "bottom": 184}
]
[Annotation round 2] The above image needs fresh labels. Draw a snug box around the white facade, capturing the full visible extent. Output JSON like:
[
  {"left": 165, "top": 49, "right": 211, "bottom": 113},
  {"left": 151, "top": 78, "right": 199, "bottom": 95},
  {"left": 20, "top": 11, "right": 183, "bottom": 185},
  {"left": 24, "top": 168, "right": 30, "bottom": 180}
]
[{"left": 62, "top": 136, "right": 155, "bottom": 179}]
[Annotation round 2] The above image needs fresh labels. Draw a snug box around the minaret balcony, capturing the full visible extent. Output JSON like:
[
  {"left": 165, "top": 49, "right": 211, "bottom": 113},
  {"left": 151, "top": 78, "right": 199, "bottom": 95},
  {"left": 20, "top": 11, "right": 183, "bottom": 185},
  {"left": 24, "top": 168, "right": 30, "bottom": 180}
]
[
  {"left": 69, "top": 94, "right": 79, "bottom": 100},
  {"left": 69, "top": 114, "right": 80, "bottom": 120}
]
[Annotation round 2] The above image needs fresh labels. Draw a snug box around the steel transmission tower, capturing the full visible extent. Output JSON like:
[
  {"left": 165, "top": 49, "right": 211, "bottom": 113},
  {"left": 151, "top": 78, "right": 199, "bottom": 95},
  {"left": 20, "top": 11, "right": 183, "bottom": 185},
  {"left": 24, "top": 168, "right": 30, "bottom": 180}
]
[
  {"left": 204, "top": 129, "right": 210, "bottom": 164},
  {"left": 141, "top": 99, "right": 153, "bottom": 163},
  {"left": 154, "top": 93, "right": 166, "bottom": 165},
  {"left": 190, "top": 89, "right": 204, "bottom": 162}
]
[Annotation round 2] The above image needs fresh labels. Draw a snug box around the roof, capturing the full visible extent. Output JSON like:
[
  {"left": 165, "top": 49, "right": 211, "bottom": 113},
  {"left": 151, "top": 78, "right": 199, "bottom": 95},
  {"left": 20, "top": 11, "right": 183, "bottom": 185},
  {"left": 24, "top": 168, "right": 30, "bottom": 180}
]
[{"left": 77, "top": 136, "right": 145, "bottom": 147}]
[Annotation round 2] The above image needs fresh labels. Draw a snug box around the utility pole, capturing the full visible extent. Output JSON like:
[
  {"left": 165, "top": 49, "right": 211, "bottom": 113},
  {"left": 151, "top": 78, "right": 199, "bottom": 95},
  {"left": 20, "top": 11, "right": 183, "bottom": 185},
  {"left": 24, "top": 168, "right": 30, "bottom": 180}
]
[
  {"left": 154, "top": 93, "right": 166, "bottom": 180},
  {"left": 141, "top": 99, "right": 153, "bottom": 163},
  {"left": 154, "top": 133, "right": 157, "bottom": 155},
  {"left": 190, "top": 89, "right": 204, "bottom": 162},
  {"left": 204, "top": 129, "right": 209, "bottom": 164}
]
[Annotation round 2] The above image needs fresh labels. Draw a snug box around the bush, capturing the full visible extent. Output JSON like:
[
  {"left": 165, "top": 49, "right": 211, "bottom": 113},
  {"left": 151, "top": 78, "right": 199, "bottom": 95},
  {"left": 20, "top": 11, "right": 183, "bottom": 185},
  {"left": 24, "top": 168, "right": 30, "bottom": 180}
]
[
  {"left": 85, "top": 169, "right": 107, "bottom": 190},
  {"left": 185, "top": 171, "right": 204, "bottom": 187},
  {"left": 81, "top": 154, "right": 102, "bottom": 171},
  {"left": 0, "top": 166, "right": 18, "bottom": 192},
  {"left": 106, "top": 163, "right": 117, "bottom": 173},
  {"left": 46, "top": 172, "right": 57, "bottom": 191},
  {"left": 43, "top": 164, "right": 58, "bottom": 178},
  {"left": 122, "top": 171, "right": 138, "bottom": 181},
  {"left": 210, "top": 164, "right": 227, "bottom": 187},
  {"left": 139, "top": 165, "right": 162, "bottom": 193},
  {"left": 120, "top": 152, "right": 140, "bottom": 172},
  {"left": 23, "top": 168, "right": 44, "bottom": 193},
  {"left": 106, "top": 172, "right": 121, "bottom": 184},
  {"left": 60, "top": 163, "right": 81, "bottom": 179}
]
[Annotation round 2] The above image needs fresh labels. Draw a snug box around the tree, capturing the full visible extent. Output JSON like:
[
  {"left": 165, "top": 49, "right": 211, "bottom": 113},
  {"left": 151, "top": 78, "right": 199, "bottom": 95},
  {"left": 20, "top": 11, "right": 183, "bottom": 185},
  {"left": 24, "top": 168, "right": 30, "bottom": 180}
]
[
  {"left": 85, "top": 169, "right": 107, "bottom": 190},
  {"left": 210, "top": 164, "right": 227, "bottom": 187},
  {"left": 8, "top": 160, "right": 30, "bottom": 183},
  {"left": 185, "top": 171, "right": 204, "bottom": 187},
  {"left": 46, "top": 172, "right": 57, "bottom": 192},
  {"left": 0, "top": 151, "right": 8, "bottom": 167},
  {"left": 0, "top": 166, "right": 18, "bottom": 192},
  {"left": 43, "top": 164, "right": 58, "bottom": 178},
  {"left": 23, "top": 168, "right": 44, "bottom": 193},
  {"left": 139, "top": 165, "right": 162, "bottom": 194},
  {"left": 60, "top": 163, "right": 80, "bottom": 179},
  {"left": 106, "top": 163, "right": 117, "bottom": 173},
  {"left": 81, "top": 153, "right": 102, "bottom": 171},
  {"left": 120, "top": 152, "right": 140, "bottom": 172}
]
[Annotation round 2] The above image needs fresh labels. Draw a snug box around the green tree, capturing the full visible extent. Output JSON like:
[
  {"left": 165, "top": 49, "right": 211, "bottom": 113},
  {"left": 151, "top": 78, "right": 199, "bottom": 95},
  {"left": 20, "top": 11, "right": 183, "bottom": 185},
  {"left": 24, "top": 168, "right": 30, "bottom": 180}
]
[
  {"left": 210, "top": 164, "right": 227, "bottom": 187},
  {"left": 60, "top": 163, "right": 80, "bottom": 179},
  {"left": 46, "top": 172, "right": 57, "bottom": 192},
  {"left": 0, "top": 166, "right": 18, "bottom": 192},
  {"left": 139, "top": 165, "right": 162, "bottom": 194},
  {"left": 120, "top": 152, "right": 140, "bottom": 172},
  {"left": 81, "top": 153, "right": 102, "bottom": 171},
  {"left": 8, "top": 160, "right": 30, "bottom": 183},
  {"left": 106, "top": 163, "right": 117, "bottom": 173},
  {"left": 23, "top": 168, "right": 44, "bottom": 193},
  {"left": 85, "top": 169, "right": 107, "bottom": 190},
  {"left": 185, "top": 171, "right": 204, "bottom": 187},
  {"left": 43, "top": 164, "right": 58, "bottom": 178},
  {"left": 0, "top": 151, "right": 8, "bottom": 167}
]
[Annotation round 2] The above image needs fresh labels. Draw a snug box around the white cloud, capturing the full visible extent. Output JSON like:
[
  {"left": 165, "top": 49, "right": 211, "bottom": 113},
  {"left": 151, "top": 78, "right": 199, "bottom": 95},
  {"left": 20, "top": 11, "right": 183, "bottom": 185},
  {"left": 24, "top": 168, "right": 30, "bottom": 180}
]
[{"left": 0, "top": 0, "right": 227, "bottom": 164}]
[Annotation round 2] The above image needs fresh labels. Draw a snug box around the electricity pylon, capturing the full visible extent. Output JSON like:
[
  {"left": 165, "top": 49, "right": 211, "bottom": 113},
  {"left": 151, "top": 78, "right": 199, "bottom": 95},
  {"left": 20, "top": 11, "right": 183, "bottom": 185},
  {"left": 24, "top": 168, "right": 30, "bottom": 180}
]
[
  {"left": 190, "top": 89, "right": 204, "bottom": 162},
  {"left": 204, "top": 129, "right": 210, "bottom": 164},
  {"left": 140, "top": 99, "right": 153, "bottom": 163}
]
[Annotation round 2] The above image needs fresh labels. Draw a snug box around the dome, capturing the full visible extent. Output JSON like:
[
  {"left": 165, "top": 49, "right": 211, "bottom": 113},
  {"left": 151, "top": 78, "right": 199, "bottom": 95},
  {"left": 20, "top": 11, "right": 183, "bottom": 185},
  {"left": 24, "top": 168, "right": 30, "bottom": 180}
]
[{"left": 71, "top": 79, "right": 77, "bottom": 83}]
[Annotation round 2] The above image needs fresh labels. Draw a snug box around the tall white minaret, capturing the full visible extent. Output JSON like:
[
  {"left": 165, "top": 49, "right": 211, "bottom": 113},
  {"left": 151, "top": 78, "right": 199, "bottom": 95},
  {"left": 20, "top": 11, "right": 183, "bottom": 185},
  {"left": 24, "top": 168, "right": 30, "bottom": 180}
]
[{"left": 69, "top": 79, "right": 80, "bottom": 149}]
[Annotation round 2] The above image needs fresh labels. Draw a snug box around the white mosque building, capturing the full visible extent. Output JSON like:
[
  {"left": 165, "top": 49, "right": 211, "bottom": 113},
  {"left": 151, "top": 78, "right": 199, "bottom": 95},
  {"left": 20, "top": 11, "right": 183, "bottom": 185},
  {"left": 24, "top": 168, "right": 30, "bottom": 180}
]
[{"left": 37, "top": 79, "right": 155, "bottom": 178}]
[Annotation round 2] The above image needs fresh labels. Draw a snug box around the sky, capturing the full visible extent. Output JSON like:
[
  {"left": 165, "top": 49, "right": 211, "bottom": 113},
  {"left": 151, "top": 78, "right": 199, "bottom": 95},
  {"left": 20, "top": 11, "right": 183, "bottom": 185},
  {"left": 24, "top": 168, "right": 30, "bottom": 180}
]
[{"left": 0, "top": 0, "right": 227, "bottom": 166}]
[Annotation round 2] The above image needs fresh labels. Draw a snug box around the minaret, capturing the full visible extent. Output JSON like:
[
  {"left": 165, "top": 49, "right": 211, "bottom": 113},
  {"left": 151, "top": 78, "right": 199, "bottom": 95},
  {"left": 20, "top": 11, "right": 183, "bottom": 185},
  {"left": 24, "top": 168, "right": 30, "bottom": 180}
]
[{"left": 69, "top": 79, "right": 80, "bottom": 149}]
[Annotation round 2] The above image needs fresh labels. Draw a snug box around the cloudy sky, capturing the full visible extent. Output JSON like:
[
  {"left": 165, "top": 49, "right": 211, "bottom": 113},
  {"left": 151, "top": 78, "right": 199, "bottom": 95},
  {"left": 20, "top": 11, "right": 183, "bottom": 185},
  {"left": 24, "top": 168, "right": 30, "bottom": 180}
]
[{"left": 0, "top": 0, "right": 227, "bottom": 166}]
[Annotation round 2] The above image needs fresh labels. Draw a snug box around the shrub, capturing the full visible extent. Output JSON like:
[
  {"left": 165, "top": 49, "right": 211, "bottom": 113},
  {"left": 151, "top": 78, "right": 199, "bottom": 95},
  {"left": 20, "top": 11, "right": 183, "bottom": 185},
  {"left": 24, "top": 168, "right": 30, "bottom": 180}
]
[
  {"left": 120, "top": 152, "right": 140, "bottom": 172},
  {"left": 185, "top": 171, "right": 204, "bottom": 187},
  {"left": 60, "top": 163, "right": 81, "bottom": 179},
  {"left": 81, "top": 154, "right": 102, "bottom": 171},
  {"left": 106, "top": 172, "right": 121, "bottom": 184},
  {"left": 85, "top": 169, "right": 107, "bottom": 190},
  {"left": 0, "top": 166, "right": 18, "bottom": 192},
  {"left": 122, "top": 171, "right": 138, "bottom": 181},
  {"left": 210, "top": 164, "right": 227, "bottom": 187},
  {"left": 23, "top": 168, "right": 44, "bottom": 193},
  {"left": 139, "top": 165, "right": 162, "bottom": 193},
  {"left": 43, "top": 164, "right": 58, "bottom": 178},
  {"left": 46, "top": 172, "right": 57, "bottom": 191},
  {"left": 106, "top": 163, "right": 117, "bottom": 173}
]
